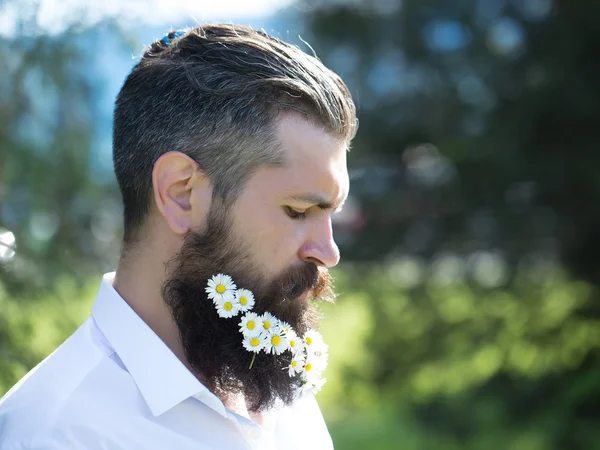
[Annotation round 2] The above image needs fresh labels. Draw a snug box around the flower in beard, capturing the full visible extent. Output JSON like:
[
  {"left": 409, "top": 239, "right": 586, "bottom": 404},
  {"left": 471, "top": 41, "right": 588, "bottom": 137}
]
[
  {"left": 242, "top": 332, "right": 269, "bottom": 353},
  {"left": 310, "top": 340, "right": 329, "bottom": 361},
  {"left": 264, "top": 325, "right": 290, "bottom": 355},
  {"left": 260, "top": 312, "right": 278, "bottom": 332},
  {"left": 300, "top": 377, "right": 327, "bottom": 395},
  {"left": 288, "top": 351, "right": 305, "bottom": 377},
  {"left": 303, "top": 330, "right": 326, "bottom": 355},
  {"left": 235, "top": 288, "right": 255, "bottom": 313},
  {"left": 286, "top": 330, "right": 302, "bottom": 355},
  {"left": 205, "top": 274, "right": 236, "bottom": 305},
  {"left": 278, "top": 320, "right": 292, "bottom": 335},
  {"left": 215, "top": 296, "right": 240, "bottom": 318},
  {"left": 305, "top": 351, "right": 328, "bottom": 374},
  {"left": 300, "top": 356, "right": 323, "bottom": 384},
  {"left": 239, "top": 312, "right": 261, "bottom": 337},
  {"left": 297, "top": 339, "right": 328, "bottom": 394}
]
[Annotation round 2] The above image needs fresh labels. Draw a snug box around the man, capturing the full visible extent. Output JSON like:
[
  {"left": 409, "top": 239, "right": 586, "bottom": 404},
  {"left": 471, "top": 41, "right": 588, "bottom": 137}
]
[{"left": 0, "top": 24, "right": 357, "bottom": 449}]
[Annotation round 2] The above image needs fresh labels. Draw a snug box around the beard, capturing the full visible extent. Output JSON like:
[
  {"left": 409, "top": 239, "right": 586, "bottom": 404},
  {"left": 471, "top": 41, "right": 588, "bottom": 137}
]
[{"left": 162, "top": 201, "right": 335, "bottom": 412}]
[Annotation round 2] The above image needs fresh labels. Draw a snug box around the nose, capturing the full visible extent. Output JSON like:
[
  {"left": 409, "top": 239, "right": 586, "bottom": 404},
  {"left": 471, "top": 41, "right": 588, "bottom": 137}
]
[{"left": 298, "top": 216, "right": 340, "bottom": 268}]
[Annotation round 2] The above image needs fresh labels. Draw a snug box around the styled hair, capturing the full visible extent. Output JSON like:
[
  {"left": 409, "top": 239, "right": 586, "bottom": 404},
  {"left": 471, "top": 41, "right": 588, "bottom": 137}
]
[{"left": 113, "top": 24, "right": 357, "bottom": 244}]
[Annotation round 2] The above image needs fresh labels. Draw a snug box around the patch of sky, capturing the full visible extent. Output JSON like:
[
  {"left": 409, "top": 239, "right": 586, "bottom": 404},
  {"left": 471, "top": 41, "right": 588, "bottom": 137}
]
[
  {"left": 513, "top": 0, "right": 554, "bottom": 22},
  {"left": 424, "top": 19, "right": 471, "bottom": 53},
  {"left": 486, "top": 16, "right": 525, "bottom": 57}
]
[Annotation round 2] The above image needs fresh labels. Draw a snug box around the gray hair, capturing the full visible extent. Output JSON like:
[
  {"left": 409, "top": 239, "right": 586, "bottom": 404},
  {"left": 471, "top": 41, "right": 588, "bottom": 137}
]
[{"left": 113, "top": 24, "right": 358, "bottom": 245}]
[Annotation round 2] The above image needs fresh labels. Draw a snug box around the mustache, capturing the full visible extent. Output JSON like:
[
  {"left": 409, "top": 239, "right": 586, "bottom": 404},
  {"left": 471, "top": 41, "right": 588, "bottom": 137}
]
[
  {"left": 278, "top": 263, "right": 319, "bottom": 300},
  {"left": 258, "top": 263, "right": 335, "bottom": 309},
  {"left": 270, "top": 263, "right": 335, "bottom": 303},
  {"left": 247, "top": 263, "right": 335, "bottom": 333}
]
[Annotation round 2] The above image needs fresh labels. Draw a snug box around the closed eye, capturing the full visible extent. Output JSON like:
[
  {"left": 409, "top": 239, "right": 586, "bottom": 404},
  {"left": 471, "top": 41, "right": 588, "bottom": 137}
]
[{"left": 284, "top": 206, "right": 306, "bottom": 220}]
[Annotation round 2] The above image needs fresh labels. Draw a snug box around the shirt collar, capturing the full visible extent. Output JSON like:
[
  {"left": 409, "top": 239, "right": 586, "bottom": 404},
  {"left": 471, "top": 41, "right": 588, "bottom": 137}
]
[{"left": 91, "top": 272, "right": 229, "bottom": 418}]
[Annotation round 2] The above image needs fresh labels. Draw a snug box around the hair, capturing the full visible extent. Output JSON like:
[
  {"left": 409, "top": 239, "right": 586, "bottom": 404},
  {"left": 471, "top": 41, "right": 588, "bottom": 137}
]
[{"left": 113, "top": 24, "right": 357, "bottom": 245}]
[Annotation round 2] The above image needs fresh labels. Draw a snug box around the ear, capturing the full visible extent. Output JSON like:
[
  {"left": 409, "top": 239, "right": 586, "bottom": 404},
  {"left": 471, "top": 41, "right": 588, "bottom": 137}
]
[{"left": 151, "top": 152, "right": 211, "bottom": 234}]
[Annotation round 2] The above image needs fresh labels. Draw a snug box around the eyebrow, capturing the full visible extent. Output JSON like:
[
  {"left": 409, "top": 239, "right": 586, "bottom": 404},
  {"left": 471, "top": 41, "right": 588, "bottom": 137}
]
[{"left": 285, "top": 193, "right": 347, "bottom": 212}]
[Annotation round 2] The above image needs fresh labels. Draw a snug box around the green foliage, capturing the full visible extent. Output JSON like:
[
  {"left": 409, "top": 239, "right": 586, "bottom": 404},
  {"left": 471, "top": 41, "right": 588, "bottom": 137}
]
[
  {"left": 317, "top": 265, "right": 600, "bottom": 448},
  {"left": 0, "top": 29, "right": 122, "bottom": 295},
  {"left": 0, "top": 276, "right": 95, "bottom": 394}
]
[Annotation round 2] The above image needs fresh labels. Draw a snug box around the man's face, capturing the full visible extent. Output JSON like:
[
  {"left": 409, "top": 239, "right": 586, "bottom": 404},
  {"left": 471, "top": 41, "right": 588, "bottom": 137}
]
[
  {"left": 228, "top": 113, "right": 349, "bottom": 283},
  {"left": 162, "top": 114, "right": 349, "bottom": 411}
]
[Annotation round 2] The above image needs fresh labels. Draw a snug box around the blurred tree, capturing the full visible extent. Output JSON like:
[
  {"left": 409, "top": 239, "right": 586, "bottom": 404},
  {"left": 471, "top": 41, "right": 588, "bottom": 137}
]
[
  {"left": 0, "top": 28, "right": 122, "bottom": 294},
  {"left": 307, "top": 0, "right": 600, "bottom": 287},
  {"left": 301, "top": 0, "right": 600, "bottom": 448}
]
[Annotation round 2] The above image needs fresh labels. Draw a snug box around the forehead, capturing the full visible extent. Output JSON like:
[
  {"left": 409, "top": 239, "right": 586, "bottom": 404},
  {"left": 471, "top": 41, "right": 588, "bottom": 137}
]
[{"left": 265, "top": 114, "right": 349, "bottom": 200}]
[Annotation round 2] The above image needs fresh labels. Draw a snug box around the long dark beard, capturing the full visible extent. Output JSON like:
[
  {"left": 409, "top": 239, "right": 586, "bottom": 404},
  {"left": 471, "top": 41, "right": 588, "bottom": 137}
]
[{"left": 162, "top": 203, "right": 334, "bottom": 412}]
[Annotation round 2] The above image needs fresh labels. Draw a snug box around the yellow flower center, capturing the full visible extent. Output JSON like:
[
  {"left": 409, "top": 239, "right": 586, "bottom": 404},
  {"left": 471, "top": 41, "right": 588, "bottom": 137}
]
[
  {"left": 250, "top": 337, "right": 260, "bottom": 347},
  {"left": 216, "top": 284, "right": 226, "bottom": 294},
  {"left": 305, "top": 363, "right": 312, "bottom": 372},
  {"left": 264, "top": 321, "right": 271, "bottom": 330},
  {"left": 224, "top": 302, "right": 233, "bottom": 311},
  {"left": 306, "top": 337, "right": 313, "bottom": 345},
  {"left": 247, "top": 321, "right": 255, "bottom": 330},
  {"left": 291, "top": 361, "right": 297, "bottom": 368},
  {"left": 240, "top": 296, "right": 247, "bottom": 306},
  {"left": 271, "top": 335, "right": 281, "bottom": 346},
  {"left": 290, "top": 340, "right": 296, "bottom": 348}
]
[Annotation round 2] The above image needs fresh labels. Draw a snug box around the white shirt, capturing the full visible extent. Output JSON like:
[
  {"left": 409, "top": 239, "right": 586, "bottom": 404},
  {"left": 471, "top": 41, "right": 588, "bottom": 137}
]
[{"left": 0, "top": 273, "right": 333, "bottom": 450}]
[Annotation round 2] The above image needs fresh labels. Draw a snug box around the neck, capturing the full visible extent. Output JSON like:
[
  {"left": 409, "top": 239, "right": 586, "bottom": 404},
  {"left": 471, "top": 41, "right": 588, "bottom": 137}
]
[
  {"left": 113, "top": 242, "right": 187, "bottom": 366},
  {"left": 112, "top": 239, "right": 260, "bottom": 422}
]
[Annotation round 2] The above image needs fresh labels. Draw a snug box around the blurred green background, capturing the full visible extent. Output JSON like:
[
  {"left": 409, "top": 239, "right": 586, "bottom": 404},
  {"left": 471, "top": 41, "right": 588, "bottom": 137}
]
[{"left": 1, "top": 0, "right": 600, "bottom": 448}]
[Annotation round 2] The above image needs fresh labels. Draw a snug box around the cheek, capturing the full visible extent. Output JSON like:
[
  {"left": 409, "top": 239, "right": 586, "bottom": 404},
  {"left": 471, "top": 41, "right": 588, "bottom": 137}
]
[{"left": 238, "top": 207, "right": 304, "bottom": 269}]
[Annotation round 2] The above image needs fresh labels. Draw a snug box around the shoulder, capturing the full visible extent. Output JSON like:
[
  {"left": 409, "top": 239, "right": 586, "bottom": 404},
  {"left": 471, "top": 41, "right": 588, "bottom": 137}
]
[
  {"left": 0, "top": 318, "right": 138, "bottom": 447},
  {"left": 270, "top": 393, "right": 334, "bottom": 449}
]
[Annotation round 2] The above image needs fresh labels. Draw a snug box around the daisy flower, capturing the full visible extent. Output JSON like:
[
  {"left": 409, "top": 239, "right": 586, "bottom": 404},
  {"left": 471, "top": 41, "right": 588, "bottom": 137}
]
[
  {"left": 260, "top": 312, "right": 278, "bottom": 333},
  {"left": 286, "top": 330, "right": 303, "bottom": 355},
  {"left": 300, "top": 354, "right": 326, "bottom": 384},
  {"left": 303, "top": 330, "right": 326, "bottom": 354},
  {"left": 234, "top": 288, "right": 255, "bottom": 313},
  {"left": 239, "top": 312, "right": 261, "bottom": 336},
  {"left": 242, "top": 332, "right": 268, "bottom": 353},
  {"left": 288, "top": 352, "right": 305, "bottom": 377},
  {"left": 205, "top": 274, "right": 236, "bottom": 304},
  {"left": 264, "top": 327, "right": 290, "bottom": 355},
  {"left": 305, "top": 351, "right": 328, "bottom": 373},
  {"left": 215, "top": 296, "right": 240, "bottom": 319},
  {"left": 300, "top": 377, "right": 327, "bottom": 395},
  {"left": 278, "top": 320, "right": 292, "bottom": 335},
  {"left": 311, "top": 344, "right": 329, "bottom": 360}
]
